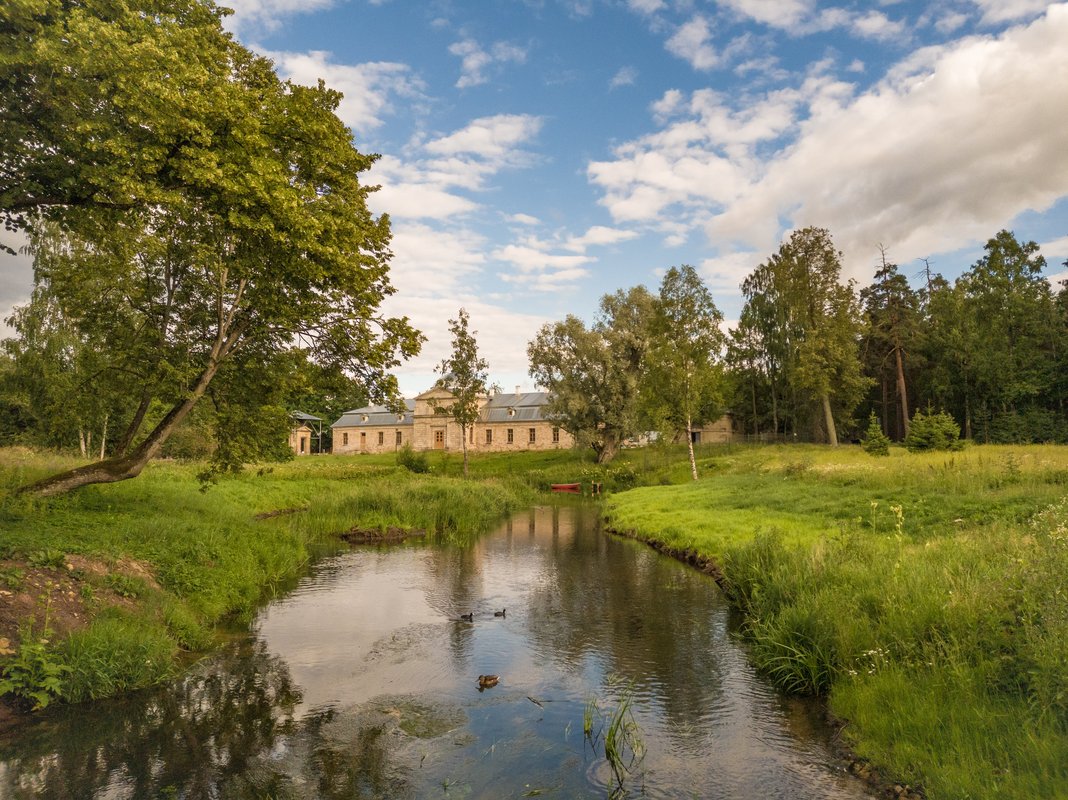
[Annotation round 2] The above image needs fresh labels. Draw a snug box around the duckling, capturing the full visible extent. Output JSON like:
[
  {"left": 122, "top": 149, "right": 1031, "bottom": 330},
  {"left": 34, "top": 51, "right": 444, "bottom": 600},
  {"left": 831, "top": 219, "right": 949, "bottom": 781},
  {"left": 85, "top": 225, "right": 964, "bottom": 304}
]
[
  {"left": 477, "top": 674, "right": 500, "bottom": 690},
  {"left": 493, "top": 608, "right": 506, "bottom": 618},
  {"left": 459, "top": 612, "right": 474, "bottom": 622}
]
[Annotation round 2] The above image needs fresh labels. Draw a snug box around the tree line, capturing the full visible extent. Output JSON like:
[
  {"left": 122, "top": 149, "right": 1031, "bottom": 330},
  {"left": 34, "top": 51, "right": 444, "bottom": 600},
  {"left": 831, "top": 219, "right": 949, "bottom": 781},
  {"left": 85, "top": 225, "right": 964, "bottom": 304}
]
[{"left": 528, "top": 226, "right": 1068, "bottom": 468}]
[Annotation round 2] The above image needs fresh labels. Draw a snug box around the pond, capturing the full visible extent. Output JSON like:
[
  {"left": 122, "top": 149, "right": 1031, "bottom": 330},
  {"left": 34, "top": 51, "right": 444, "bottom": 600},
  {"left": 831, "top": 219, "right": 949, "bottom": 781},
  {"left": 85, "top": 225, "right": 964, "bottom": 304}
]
[{"left": 0, "top": 505, "right": 873, "bottom": 799}]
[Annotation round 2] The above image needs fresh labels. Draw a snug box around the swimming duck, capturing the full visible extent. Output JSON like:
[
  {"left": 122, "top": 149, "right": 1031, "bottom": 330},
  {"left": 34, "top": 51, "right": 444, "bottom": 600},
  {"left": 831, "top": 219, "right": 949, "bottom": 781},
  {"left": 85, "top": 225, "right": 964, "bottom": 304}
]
[
  {"left": 477, "top": 674, "right": 500, "bottom": 690},
  {"left": 493, "top": 608, "right": 506, "bottom": 618},
  {"left": 459, "top": 612, "right": 474, "bottom": 622}
]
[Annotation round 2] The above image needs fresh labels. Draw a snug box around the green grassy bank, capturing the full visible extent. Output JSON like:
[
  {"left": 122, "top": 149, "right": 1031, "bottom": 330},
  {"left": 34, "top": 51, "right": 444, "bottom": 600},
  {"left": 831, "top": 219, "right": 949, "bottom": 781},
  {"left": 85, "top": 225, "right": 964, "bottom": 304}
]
[
  {"left": 603, "top": 444, "right": 1068, "bottom": 800},
  {"left": 0, "top": 449, "right": 541, "bottom": 710}
]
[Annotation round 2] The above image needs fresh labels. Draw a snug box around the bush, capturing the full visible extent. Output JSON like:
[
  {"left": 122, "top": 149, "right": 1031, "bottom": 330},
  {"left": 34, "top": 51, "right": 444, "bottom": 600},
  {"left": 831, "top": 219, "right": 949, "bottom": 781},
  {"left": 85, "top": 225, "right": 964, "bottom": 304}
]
[
  {"left": 904, "top": 409, "right": 964, "bottom": 452},
  {"left": 861, "top": 413, "right": 891, "bottom": 457},
  {"left": 396, "top": 443, "right": 430, "bottom": 473}
]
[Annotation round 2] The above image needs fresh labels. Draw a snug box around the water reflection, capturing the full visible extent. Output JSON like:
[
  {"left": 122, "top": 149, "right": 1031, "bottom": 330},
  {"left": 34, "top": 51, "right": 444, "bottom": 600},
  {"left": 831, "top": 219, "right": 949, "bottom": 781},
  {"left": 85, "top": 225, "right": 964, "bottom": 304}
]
[{"left": 0, "top": 505, "right": 872, "bottom": 799}]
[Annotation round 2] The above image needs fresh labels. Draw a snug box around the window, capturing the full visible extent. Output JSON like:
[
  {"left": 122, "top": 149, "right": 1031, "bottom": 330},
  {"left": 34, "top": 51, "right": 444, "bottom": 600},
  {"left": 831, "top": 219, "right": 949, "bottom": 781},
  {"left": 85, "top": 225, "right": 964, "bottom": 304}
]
[
  {"left": 360, "top": 432, "right": 366, "bottom": 450},
  {"left": 485, "top": 429, "right": 493, "bottom": 445},
  {"left": 342, "top": 432, "right": 349, "bottom": 446},
  {"left": 378, "top": 431, "right": 384, "bottom": 446},
  {"left": 528, "top": 427, "right": 536, "bottom": 443},
  {"left": 552, "top": 427, "right": 560, "bottom": 443},
  {"left": 507, "top": 428, "right": 514, "bottom": 444},
  {"left": 396, "top": 431, "right": 402, "bottom": 445}
]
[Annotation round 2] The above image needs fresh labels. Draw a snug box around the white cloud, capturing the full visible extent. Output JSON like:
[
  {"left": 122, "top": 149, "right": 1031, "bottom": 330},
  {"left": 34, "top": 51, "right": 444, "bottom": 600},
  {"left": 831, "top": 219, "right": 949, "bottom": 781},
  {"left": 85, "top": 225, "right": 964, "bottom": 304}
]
[
  {"left": 449, "top": 38, "right": 528, "bottom": 89},
  {"left": 1039, "top": 234, "right": 1068, "bottom": 265},
  {"left": 425, "top": 114, "right": 543, "bottom": 161},
  {"left": 0, "top": 231, "right": 33, "bottom": 338},
  {"left": 385, "top": 223, "right": 486, "bottom": 295},
  {"left": 628, "top": 0, "right": 665, "bottom": 14},
  {"left": 381, "top": 295, "right": 549, "bottom": 395},
  {"left": 507, "top": 213, "right": 541, "bottom": 225},
  {"left": 563, "top": 225, "right": 639, "bottom": 252},
  {"left": 590, "top": 6, "right": 1068, "bottom": 281},
  {"left": 222, "top": 0, "right": 338, "bottom": 34},
  {"left": 666, "top": 16, "right": 719, "bottom": 71},
  {"left": 367, "top": 115, "right": 543, "bottom": 221},
  {"left": 971, "top": 0, "right": 1052, "bottom": 24},
  {"left": 610, "top": 66, "right": 639, "bottom": 89},
  {"left": 265, "top": 50, "right": 422, "bottom": 134},
  {"left": 493, "top": 244, "right": 594, "bottom": 290},
  {"left": 851, "top": 10, "right": 907, "bottom": 40},
  {"left": 719, "top": 0, "right": 812, "bottom": 28}
]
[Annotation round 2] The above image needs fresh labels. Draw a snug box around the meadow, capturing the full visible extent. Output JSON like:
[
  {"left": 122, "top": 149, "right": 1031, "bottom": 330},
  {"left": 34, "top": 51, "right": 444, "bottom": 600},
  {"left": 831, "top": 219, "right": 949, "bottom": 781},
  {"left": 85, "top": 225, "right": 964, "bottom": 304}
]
[
  {"left": 0, "top": 448, "right": 551, "bottom": 708},
  {"left": 604, "top": 443, "right": 1068, "bottom": 800}
]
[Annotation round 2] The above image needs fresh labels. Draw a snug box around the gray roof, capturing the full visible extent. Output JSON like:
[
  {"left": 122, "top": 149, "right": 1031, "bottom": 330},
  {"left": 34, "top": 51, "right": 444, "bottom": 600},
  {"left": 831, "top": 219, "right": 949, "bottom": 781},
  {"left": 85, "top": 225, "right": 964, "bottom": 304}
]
[
  {"left": 332, "top": 399, "right": 416, "bottom": 429},
  {"left": 332, "top": 392, "right": 559, "bottom": 428},
  {"left": 290, "top": 411, "right": 324, "bottom": 422}
]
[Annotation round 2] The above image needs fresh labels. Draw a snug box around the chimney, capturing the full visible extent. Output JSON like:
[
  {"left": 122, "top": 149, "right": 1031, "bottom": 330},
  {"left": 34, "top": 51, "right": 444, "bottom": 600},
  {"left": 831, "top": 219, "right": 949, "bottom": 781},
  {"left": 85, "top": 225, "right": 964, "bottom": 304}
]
[{"left": 515, "top": 384, "right": 521, "bottom": 400}]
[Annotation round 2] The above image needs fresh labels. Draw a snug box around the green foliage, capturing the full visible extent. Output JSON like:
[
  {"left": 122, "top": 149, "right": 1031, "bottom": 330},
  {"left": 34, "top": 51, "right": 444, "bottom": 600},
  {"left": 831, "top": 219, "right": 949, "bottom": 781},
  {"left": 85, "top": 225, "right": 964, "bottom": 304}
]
[
  {"left": 606, "top": 444, "right": 1068, "bottom": 799},
  {"left": 434, "top": 308, "right": 492, "bottom": 476},
  {"left": 861, "top": 413, "right": 891, "bottom": 456},
  {"left": 528, "top": 287, "right": 655, "bottom": 464},
  {"left": 1, "top": 0, "right": 423, "bottom": 496},
  {"left": 396, "top": 443, "right": 430, "bottom": 473},
  {"left": 904, "top": 409, "right": 964, "bottom": 452},
  {"left": 0, "top": 624, "right": 70, "bottom": 710}
]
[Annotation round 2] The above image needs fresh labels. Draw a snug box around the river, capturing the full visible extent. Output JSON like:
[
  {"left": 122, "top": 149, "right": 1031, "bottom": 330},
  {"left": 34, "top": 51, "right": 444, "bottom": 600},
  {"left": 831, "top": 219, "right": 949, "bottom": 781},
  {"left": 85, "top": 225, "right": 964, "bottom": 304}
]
[{"left": 0, "top": 504, "right": 873, "bottom": 799}]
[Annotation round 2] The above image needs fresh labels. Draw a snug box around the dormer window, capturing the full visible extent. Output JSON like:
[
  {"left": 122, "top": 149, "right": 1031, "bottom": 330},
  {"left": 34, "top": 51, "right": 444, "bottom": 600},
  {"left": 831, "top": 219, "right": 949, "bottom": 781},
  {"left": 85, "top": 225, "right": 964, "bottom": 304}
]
[
  {"left": 361, "top": 414, "right": 369, "bottom": 422},
  {"left": 508, "top": 407, "right": 515, "bottom": 417},
  {"left": 398, "top": 414, "right": 405, "bottom": 422}
]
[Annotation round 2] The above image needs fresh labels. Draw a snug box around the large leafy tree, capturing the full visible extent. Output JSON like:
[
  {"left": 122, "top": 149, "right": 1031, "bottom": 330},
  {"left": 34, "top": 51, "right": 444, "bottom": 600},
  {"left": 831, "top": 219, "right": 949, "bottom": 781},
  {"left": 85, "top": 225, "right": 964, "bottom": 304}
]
[
  {"left": 2, "top": 0, "right": 422, "bottom": 495},
  {"left": 860, "top": 253, "right": 921, "bottom": 440},
  {"left": 644, "top": 265, "right": 725, "bottom": 480},
  {"left": 956, "top": 230, "right": 1056, "bottom": 440},
  {"left": 434, "top": 308, "right": 491, "bottom": 477},
  {"left": 528, "top": 286, "right": 655, "bottom": 463},
  {"left": 739, "top": 227, "right": 869, "bottom": 445}
]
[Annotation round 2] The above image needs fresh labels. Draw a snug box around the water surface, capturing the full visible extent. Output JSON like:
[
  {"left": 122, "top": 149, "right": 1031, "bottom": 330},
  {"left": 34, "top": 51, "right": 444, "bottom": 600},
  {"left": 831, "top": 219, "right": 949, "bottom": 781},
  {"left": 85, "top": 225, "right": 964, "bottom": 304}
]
[{"left": 0, "top": 504, "right": 872, "bottom": 799}]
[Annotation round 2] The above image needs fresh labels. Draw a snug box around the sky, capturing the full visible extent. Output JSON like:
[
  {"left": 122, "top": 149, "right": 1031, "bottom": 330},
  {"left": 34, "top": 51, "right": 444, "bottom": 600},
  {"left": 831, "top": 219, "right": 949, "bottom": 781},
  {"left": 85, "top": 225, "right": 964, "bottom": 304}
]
[{"left": 3, "top": 0, "right": 1068, "bottom": 398}]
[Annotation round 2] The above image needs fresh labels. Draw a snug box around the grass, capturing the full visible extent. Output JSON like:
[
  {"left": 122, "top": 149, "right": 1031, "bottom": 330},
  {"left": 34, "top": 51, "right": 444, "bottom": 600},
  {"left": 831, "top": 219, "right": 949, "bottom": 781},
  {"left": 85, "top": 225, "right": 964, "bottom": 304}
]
[
  {"left": 0, "top": 449, "right": 537, "bottom": 707},
  {"left": 603, "top": 443, "right": 1068, "bottom": 800}
]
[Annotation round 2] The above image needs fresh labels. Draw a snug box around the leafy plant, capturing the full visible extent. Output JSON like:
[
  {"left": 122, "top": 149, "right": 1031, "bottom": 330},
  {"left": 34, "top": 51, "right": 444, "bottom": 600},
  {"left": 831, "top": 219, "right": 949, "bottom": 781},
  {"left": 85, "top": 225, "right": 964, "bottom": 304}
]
[
  {"left": 905, "top": 409, "right": 964, "bottom": 452},
  {"left": 861, "top": 413, "right": 891, "bottom": 457},
  {"left": 396, "top": 443, "right": 430, "bottom": 474},
  {"left": 0, "top": 622, "right": 70, "bottom": 710}
]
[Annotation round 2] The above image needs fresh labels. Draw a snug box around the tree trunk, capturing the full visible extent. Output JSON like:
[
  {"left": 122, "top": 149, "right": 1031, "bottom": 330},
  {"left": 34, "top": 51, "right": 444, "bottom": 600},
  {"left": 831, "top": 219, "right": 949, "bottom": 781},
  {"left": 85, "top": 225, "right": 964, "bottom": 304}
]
[
  {"left": 686, "top": 413, "right": 698, "bottom": 481},
  {"left": 79, "top": 428, "right": 87, "bottom": 458},
  {"left": 20, "top": 360, "right": 221, "bottom": 497},
  {"left": 99, "top": 414, "right": 108, "bottom": 461},
  {"left": 894, "top": 346, "right": 910, "bottom": 438},
  {"left": 461, "top": 424, "right": 469, "bottom": 477},
  {"left": 115, "top": 394, "right": 153, "bottom": 456},
  {"left": 821, "top": 392, "right": 838, "bottom": 446},
  {"left": 595, "top": 434, "right": 620, "bottom": 464}
]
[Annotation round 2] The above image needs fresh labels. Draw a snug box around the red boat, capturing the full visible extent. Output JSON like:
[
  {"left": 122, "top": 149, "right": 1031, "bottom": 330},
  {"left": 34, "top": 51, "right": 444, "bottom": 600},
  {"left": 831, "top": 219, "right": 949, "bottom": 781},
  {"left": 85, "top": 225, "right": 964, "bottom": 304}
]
[{"left": 550, "top": 483, "right": 581, "bottom": 494}]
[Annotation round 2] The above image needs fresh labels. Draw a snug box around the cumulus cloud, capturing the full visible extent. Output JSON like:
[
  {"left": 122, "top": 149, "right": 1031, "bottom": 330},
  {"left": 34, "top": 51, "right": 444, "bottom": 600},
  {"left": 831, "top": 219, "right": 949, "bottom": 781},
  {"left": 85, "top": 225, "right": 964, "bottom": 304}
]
[
  {"left": 449, "top": 38, "right": 528, "bottom": 89},
  {"left": 666, "top": 16, "right": 719, "bottom": 70},
  {"left": 367, "top": 115, "right": 543, "bottom": 221},
  {"left": 222, "top": 0, "right": 338, "bottom": 35},
  {"left": 264, "top": 50, "right": 422, "bottom": 134},
  {"left": 590, "top": 6, "right": 1068, "bottom": 281},
  {"left": 971, "top": 0, "right": 1052, "bottom": 24},
  {"left": 0, "top": 232, "right": 33, "bottom": 338},
  {"left": 1039, "top": 234, "right": 1068, "bottom": 268},
  {"left": 610, "top": 66, "right": 639, "bottom": 89},
  {"left": 563, "top": 225, "right": 640, "bottom": 252}
]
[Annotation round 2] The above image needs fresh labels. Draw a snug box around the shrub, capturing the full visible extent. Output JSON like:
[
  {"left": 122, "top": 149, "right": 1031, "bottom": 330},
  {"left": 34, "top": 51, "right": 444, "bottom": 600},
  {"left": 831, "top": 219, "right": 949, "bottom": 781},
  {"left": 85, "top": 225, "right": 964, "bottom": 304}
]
[
  {"left": 904, "top": 409, "right": 964, "bottom": 452},
  {"left": 861, "top": 413, "right": 891, "bottom": 457},
  {"left": 396, "top": 443, "right": 429, "bottom": 473}
]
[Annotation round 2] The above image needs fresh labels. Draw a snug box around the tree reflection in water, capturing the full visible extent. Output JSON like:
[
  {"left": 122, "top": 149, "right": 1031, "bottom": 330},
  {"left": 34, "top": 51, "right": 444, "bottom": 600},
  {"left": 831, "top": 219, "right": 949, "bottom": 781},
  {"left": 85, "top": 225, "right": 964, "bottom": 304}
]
[{"left": 0, "top": 638, "right": 416, "bottom": 800}]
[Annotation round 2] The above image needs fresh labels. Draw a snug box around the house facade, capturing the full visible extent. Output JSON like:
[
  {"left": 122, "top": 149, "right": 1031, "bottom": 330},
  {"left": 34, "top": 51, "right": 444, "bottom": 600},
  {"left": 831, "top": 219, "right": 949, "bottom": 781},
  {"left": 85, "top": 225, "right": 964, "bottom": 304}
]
[{"left": 331, "top": 387, "right": 575, "bottom": 455}]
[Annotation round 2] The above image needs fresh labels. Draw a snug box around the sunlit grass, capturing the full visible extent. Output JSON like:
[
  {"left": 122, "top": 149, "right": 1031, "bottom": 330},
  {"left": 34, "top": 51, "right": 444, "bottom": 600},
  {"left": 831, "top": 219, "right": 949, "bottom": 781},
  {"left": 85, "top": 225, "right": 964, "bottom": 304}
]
[{"left": 604, "top": 443, "right": 1068, "bottom": 799}]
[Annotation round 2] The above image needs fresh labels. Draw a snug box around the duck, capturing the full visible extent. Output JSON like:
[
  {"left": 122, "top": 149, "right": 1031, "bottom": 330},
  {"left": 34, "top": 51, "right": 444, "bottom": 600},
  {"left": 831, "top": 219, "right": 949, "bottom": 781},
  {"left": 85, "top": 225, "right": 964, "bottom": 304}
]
[
  {"left": 493, "top": 608, "right": 506, "bottom": 618},
  {"left": 459, "top": 612, "right": 474, "bottom": 622},
  {"left": 477, "top": 674, "right": 500, "bottom": 690}
]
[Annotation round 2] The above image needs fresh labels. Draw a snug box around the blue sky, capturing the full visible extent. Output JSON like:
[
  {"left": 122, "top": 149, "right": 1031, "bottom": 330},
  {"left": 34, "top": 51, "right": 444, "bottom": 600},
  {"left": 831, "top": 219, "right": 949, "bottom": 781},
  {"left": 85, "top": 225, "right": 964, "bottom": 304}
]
[{"left": 3, "top": 0, "right": 1068, "bottom": 396}]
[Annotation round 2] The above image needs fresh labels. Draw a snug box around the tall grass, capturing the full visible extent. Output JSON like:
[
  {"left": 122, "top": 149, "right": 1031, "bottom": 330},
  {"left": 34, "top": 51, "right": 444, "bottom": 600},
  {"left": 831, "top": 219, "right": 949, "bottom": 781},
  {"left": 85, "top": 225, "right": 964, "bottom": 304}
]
[
  {"left": 604, "top": 444, "right": 1068, "bottom": 799},
  {"left": 0, "top": 450, "right": 533, "bottom": 707}
]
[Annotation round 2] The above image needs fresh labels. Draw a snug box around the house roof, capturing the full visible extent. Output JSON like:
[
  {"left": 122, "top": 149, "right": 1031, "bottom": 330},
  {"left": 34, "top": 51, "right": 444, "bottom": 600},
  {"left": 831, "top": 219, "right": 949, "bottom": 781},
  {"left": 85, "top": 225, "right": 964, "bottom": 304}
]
[
  {"left": 332, "top": 399, "right": 416, "bottom": 429},
  {"left": 290, "top": 411, "right": 324, "bottom": 422},
  {"left": 331, "top": 391, "right": 559, "bottom": 427}
]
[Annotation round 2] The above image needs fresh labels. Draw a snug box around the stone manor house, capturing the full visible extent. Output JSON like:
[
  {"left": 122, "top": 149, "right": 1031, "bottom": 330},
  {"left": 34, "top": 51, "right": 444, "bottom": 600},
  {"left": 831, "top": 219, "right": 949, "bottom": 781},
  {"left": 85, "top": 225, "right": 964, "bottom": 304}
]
[{"left": 331, "top": 386, "right": 576, "bottom": 455}]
